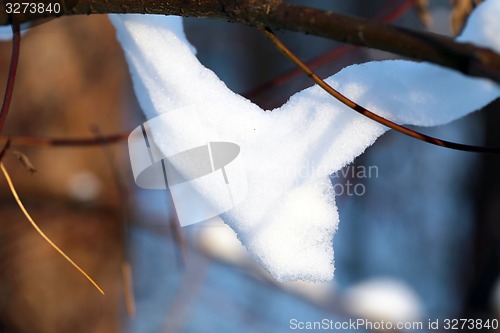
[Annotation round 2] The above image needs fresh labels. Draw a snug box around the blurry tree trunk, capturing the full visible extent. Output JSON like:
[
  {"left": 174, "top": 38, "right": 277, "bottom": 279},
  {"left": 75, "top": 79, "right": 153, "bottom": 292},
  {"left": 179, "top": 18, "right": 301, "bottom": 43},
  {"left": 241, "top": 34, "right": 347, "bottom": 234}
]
[{"left": 0, "top": 15, "right": 139, "bottom": 333}]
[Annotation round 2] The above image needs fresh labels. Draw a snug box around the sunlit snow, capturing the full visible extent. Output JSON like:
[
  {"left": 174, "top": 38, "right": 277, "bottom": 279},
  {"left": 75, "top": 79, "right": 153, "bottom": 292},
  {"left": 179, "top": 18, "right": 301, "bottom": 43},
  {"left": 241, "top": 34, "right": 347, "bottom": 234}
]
[{"left": 109, "top": 0, "right": 500, "bottom": 282}]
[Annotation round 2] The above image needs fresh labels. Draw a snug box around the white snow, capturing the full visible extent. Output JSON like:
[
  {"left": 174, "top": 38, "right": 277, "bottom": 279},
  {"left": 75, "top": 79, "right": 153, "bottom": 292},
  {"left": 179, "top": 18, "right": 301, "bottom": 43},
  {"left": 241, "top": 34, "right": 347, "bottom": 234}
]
[
  {"left": 109, "top": 0, "right": 500, "bottom": 282},
  {"left": 343, "top": 278, "right": 423, "bottom": 323}
]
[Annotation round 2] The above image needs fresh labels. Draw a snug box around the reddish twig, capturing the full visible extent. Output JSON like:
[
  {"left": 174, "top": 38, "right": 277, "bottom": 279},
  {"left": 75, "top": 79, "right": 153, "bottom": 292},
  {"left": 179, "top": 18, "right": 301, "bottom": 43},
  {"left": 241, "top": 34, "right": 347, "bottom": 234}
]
[
  {"left": 0, "top": 132, "right": 129, "bottom": 147},
  {"left": 380, "top": 0, "right": 416, "bottom": 24},
  {"left": 160, "top": 159, "right": 188, "bottom": 269},
  {"left": 262, "top": 27, "right": 500, "bottom": 154},
  {"left": 0, "top": 20, "right": 21, "bottom": 135},
  {"left": 244, "top": 0, "right": 415, "bottom": 102},
  {"left": 0, "top": 139, "right": 10, "bottom": 163}
]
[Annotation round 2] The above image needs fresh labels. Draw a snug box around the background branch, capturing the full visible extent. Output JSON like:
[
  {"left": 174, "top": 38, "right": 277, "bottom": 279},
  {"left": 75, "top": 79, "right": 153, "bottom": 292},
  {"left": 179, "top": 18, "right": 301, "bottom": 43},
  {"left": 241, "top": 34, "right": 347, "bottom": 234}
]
[
  {"left": 0, "top": 20, "right": 20, "bottom": 135},
  {"left": 1, "top": 0, "right": 500, "bottom": 84},
  {"left": 0, "top": 133, "right": 129, "bottom": 147}
]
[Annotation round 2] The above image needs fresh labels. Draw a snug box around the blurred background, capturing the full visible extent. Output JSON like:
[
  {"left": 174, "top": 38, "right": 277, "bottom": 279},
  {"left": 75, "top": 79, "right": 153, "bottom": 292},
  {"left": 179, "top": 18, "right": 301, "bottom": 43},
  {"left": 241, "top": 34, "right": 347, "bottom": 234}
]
[{"left": 0, "top": 0, "right": 498, "bottom": 332}]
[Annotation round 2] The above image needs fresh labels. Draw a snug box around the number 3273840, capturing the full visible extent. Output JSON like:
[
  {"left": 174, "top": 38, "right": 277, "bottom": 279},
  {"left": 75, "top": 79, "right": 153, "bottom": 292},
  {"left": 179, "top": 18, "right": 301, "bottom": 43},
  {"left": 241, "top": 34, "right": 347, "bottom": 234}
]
[{"left": 5, "top": 2, "right": 61, "bottom": 14}]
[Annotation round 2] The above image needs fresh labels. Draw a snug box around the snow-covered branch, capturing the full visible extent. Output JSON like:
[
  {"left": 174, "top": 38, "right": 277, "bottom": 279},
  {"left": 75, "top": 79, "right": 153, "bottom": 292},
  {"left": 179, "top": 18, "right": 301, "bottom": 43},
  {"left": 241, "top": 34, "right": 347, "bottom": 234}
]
[{"left": 1, "top": 0, "right": 500, "bottom": 83}]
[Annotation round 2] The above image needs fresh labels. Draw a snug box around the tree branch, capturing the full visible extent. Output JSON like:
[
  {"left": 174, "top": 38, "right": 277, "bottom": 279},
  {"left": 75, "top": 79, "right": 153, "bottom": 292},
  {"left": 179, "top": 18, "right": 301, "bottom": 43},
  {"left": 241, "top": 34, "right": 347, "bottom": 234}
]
[
  {"left": 1, "top": 0, "right": 500, "bottom": 84},
  {"left": 0, "top": 132, "right": 129, "bottom": 147},
  {"left": 0, "top": 20, "right": 20, "bottom": 135},
  {"left": 261, "top": 27, "right": 500, "bottom": 154}
]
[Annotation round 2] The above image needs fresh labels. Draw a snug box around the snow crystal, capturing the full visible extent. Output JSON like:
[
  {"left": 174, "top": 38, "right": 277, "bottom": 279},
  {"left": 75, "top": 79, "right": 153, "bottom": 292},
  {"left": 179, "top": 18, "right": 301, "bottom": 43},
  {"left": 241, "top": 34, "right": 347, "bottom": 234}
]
[{"left": 109, "top": 0, "right": 500, "bottom": 282}]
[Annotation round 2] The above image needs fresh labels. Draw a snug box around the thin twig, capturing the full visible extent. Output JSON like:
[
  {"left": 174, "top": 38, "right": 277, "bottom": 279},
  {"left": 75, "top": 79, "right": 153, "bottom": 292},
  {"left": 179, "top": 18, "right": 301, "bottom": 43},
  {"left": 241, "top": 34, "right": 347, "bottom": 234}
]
[
  {"left": 0, "top": 20, "right": 21, "bottom": 135},
  {"left": 244, "top": 0, "right": 415, "bottom": 103},
  {"left": 261, "top": 27, "right": 500, "bottom": 154},
  {"left": 0, "top": 139, "right": 10, "bottom": 163},
  {"left": 381, "top": 0, "right": 416, "bottom": 23},
  {"left": 121, "top": 263, "right": 135, "bottom": 316},
  {"left": 0, "top": 162, "right": 105, "bottom": 295},
  {"left": 244, "top": 46, "right": 351, "bottom": 104},
  {"left": 0, "top": 132, "right": 129, "bottom": 147},
  {"left": 91, "top": 125, "right": 135, "bottom": 316},
  {"left": 166, "top": 186, "right": 188, "bottom": 270},
  {"left": 158, "top": 159, "right": 187, "bottom": 269}
]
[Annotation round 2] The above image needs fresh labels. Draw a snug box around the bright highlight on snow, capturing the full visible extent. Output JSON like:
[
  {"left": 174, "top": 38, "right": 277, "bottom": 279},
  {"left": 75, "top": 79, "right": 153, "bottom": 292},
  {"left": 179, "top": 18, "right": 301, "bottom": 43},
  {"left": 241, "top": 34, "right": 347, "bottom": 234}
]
[{"left": 109, "top": 0, "right": 500, "bottom": 282}]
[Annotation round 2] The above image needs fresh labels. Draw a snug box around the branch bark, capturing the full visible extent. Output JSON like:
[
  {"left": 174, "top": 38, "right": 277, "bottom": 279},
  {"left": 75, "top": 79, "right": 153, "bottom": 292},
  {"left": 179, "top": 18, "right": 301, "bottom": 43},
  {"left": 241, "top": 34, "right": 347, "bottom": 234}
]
[{"left": 1, "top": 0, "right": 500, "bottom": 84}]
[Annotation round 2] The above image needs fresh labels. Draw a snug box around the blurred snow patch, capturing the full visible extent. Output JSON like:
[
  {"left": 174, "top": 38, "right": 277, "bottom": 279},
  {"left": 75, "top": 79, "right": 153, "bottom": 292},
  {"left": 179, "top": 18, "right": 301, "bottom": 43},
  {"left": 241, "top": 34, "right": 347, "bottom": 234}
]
[
  {"left": 282, "top": 280, "right": 337, "bottom": 304},
  {"left": 67, "top": 171, "right": 102, "bottom": 202},
  {"left": 195, "top": 219, "right": 250, "bottom": 266},
  {"left": 343, "top": 278, "right": 423, "bottom": 324}
]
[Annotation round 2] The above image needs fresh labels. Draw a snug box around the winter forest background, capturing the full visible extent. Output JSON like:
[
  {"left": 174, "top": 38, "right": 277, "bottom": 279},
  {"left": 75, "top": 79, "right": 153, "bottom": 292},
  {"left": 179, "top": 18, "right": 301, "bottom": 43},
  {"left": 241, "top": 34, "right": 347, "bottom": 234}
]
[{"left": 0, "top": 0, "right": 499, "bottom": 332}]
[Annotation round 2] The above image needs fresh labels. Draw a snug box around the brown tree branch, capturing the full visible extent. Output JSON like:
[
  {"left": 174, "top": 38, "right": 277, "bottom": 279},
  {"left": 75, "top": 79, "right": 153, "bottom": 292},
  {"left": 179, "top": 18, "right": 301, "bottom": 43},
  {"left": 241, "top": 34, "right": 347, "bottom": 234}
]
[
  {"left": 1, "top": 0, "right": 500, "bottom": 84},
  {"left": 0, "top": 132, "right": 129, "bottom": 147}
]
